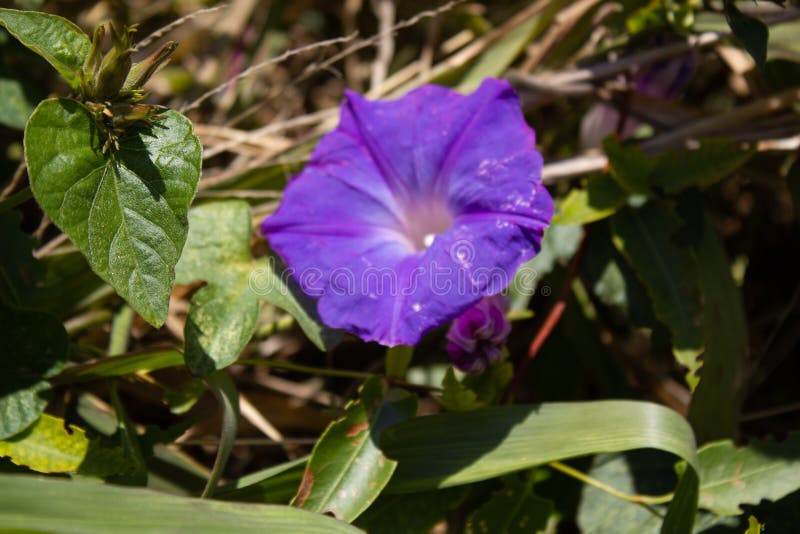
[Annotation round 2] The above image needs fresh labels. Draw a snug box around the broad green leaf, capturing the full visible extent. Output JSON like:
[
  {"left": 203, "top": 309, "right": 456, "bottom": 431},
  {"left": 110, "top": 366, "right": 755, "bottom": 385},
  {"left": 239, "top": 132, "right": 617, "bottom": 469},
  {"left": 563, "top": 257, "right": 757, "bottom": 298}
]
[
  {"left": 651, "top": 140, "right": 755, "bottom": 194},
  {"left": 0, "top": 304, "right": 66, "bottom": 439},
  {"left": 25, "top": 99, "right": 201, "bottom": 327},
  {"left": 687, "top": 212, "right": 747, "bottom": 443},
  {"left": 697, "top": 433, "right": 800, "bottom": 516},
  {"left": 0, "top": 9, "right": 90, "bottom": 88},
  {"left": 458, "top": 15, "right": 539, "bottom": 92},
  {"left": 466, "top": 475, "right": 553, "bottom": 534},
  {"left": 54, "top": 350, "right": 184, "bottom": 383},
  {"left": 355, "top": 487, "right": 469, "bottom": 534},
  {"left": 0, "top": 474, "right": 362, "bottom": 534},
  {"left": 509, "top": 223, "right": 582, "bottom": 311},
  {"left": 293, "top": 378, "right": 417, "bottom": 521},
  {"left": 603, "top": 137, "right": 654, "bottom": 195},
  {"left": 380, "top": 400, "right": 699, "bottom": 533},
  {"left": 611, "top": 205, "right": 703, "bottom": 386},
  {"left": 176, "top": 201, "right": 340, "bottom": 375},
  {"left": 723, "top": 2, "right": 768, "bottom": 69},
  {"left": 381, "top": 400, "right": 698, "bottom": 492},
  {"left": 553, "top": 173, "right": 628, "bottom": 226},
  {"left": 0, "top": 69, "right": 36, "bottom": 129},
  {"left": 0, "top": 414, "right": 134, "bottom": 476}
]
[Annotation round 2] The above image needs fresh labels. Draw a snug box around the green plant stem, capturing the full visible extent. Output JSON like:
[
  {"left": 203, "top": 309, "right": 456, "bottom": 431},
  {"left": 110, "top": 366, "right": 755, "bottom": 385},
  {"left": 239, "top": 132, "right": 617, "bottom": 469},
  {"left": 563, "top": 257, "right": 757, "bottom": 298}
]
[
  {"left": 238, "top": 358, "right": 375, "bottom": 380},
  {"left": 385, "top": 345, "right": 413, "bottom": 378},
  {"left": 0, "top": 186, "right": 32, "bottom": 213},
  {"left": 201, "top": 371, "right": 239, "bottom": 498},
  {"left": 108, "top": 305, "right": 135, "bottom": 356},
  {"left": 237, "top": 357, "right": 442, "bottom": 392},
  {"left": 548, "top": 461, "right": 673, "bottom": 505},
  {"left": 108, "top": 381, "right": 146, "bottom": 472}
]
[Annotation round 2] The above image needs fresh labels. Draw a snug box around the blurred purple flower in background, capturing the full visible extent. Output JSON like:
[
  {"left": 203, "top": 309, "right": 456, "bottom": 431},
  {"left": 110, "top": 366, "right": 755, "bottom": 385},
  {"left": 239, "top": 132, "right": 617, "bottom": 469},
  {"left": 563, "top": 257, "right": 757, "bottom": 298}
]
[
  {"left": 580, "top": 54, "right": 694, "bottom": 149},
  {"left": 447, "top": 295, "right": 511, "bottom": 374},
  {"left": 262, "top": 78, "right": 552, "bottom": 346}
]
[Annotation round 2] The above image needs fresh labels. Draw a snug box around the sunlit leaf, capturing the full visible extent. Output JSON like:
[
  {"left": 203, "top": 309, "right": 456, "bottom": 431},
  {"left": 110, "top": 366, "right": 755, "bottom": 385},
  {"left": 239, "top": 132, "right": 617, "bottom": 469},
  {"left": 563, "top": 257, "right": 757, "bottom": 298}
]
[
  {"left": 0, "top": 8, "right": 90, "bottom": 88},
  {"left": 697, "top": 433, "right": 800, "bottom": 516},
  {"left": 25, "top": 99, "right": 201, "bottom": 326},
  {"left": 0, "top": 474, "right": 362, "bottom": 533},
  {"left": 175, "top": 201, "right": 341, "bottom": 375},
  {"left": 293, "top": 378, "right": 417, "bottom": 521},
  {"left": 0, "top": 304, "right": 66, "bottom": 439},
  {"left": 0, "top": 414, "right": 134, "bottom": 476},
  {"left": 553, "top": 174, "right": 628, "bottom": 226}
]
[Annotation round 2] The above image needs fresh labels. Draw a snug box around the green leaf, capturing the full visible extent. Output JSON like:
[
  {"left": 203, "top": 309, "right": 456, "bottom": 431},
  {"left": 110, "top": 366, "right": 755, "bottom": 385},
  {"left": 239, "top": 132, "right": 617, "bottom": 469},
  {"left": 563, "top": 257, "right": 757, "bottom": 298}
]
[
  {"left": 724, "top": 1, "right": 768, "bottom": 69},
  {"left": 744, "top": 516, "right": 763, "bottom": 534},
  {"left": 651, "top": 140, "right": 755, "bottom": 194},
  {"left": 553, "top": 173, "right": 628, "bottom": 226},
  {"left": 687, "top": 211, "right": 747, "bottom": 443},
  {"left": 509, "top": 223, "right": 582, "bottom": 312},
  {"left": 293, "top": 378, "right": 418, "bottom": 521},
  {"left": 381, "top": 401, "right": 698, "bottom": 493},
  {"left": 463, "top": 360, "right": 513, "bottom": 405},
  {"left": 0, "top": 8, "right": 90, "bottom": 88},
  {"left": 217, "top": 457, "right": 308, "bottom": 503},
  {"left": 603, "top": 137, "right": 654, "bottom": 195},
  {"left": 697, "top": 433, "right": 800, "bottom": 516},
  {"left": 0, "top": 474, "right": 362, "bottom": 533},
  {"left": 0, "top": 304, "right": 66, "bottom": 439},
  {"left": 611, "top": 204, "right": 703, "bottom": 387},
  {"left": 466, "top": 475, "right": 553, "bottom": 534},
  {"left": 0, "top": 414, "right": 134, "bottom": 476},
  {"left": 385, "top": 345, "right": 413, "bottom": 378},
  {"left": 54, "top": 350, "right": 184, "bottom": 383},
  {"left": 381, "top": 401, "right": 700, "bottom": 532},
  {"left": 176, "top": 201, "right": 340, "bottom": 375},
  {"left": 0, "top": 69, "right": 37, "bottom": 129},
  {"left": 25, "top": 99, "right": 201, "bottom": 327},
  {"left": 458, "top": 15, "right": 539, "bottom": 92},
  {"left": 439, "top": 367, "right": 485, "bottom": 412}
]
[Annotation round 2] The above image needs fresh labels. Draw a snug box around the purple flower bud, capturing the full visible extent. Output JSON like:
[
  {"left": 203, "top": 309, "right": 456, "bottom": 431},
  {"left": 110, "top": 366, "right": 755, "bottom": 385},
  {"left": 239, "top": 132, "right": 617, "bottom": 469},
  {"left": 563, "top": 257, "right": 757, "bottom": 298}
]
[{"left": 447, "top": 295, "right": 511, "bottom": 374}]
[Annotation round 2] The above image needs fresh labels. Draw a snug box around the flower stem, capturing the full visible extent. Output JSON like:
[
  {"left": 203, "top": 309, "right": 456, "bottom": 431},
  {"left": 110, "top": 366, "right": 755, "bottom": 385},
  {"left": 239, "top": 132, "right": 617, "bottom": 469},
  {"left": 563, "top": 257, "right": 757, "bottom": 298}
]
[{"left": 385, "top": 345, "right": 414, "bottom": 378}]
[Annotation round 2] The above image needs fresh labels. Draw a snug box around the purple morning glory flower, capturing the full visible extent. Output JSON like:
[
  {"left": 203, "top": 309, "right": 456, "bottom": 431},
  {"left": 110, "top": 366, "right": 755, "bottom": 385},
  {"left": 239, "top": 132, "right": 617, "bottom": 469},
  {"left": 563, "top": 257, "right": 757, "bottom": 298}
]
[
  {"left": 447, "top": 295, "right": 511, "bottom": 374},
  {"left": 262, "top": 78, "right": 553, "bottom": 346}
]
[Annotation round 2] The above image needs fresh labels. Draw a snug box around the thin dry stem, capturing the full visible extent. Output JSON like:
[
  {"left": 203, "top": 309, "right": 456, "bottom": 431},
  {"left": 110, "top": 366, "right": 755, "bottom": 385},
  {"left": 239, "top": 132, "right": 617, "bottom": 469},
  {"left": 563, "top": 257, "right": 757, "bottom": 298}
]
[
  {"left": 370, "top": 0, "right": 396, "bottom": 89},
  {"left": 133, "top": 3, "right": 231, "bottom": 51},
  {"left": 1, "top": 161, "right": 27, "bottom": 200},
  {"left": 181, "top": 34, "right": 358, "bottom": 114}
]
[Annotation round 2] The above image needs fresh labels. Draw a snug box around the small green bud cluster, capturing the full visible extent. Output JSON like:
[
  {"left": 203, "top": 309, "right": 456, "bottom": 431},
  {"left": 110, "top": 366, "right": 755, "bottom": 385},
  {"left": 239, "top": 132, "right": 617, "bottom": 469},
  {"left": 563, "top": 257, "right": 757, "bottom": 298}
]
[{"left": 79, "top": 23, "right": 177, "bottom": 151}]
